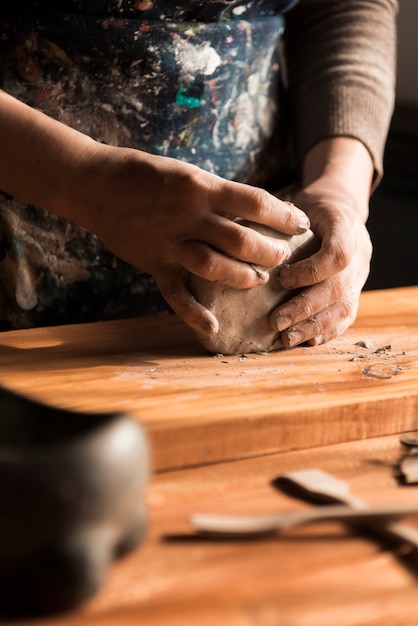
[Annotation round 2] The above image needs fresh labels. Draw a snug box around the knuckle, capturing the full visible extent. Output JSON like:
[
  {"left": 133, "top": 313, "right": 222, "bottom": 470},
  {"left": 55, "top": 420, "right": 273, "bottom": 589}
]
[
  {"left": 164, "top": 284, "right": 184, "bottom": 304},
  {"left": 272, "top": 245, "right": 289, "bottom": 266},
  {"left": 309, "top": 261, "right": 324, "bottom": 284},
  {"left": 331, "top": 242, "right": 351, "bottom": 271},
  {"left": 228, "top": 223, "right": 250, "bottom": 252},
  {"left": 170, "top": 168, "right": 193, "bottom": 192},
  {"left": 193, "top": 249, "right": 222, "bottom": 279},
  {"left": 311, "top": 318, "right": 347, "bottom": 345},
  {"left": 158, "top": 273, "right": 183, "bottom": 301},
  {"left": 309, "top": 335, "right": 327, "bottom": 346},
  {"left": 247, "top": 187, "right": 274, "bottom": 219},
  {"left": 308, "top": 313, "right": 326, "bottom": 336},
  {"left": 293, "top": 291, "right": 315, "bottom": 319}
]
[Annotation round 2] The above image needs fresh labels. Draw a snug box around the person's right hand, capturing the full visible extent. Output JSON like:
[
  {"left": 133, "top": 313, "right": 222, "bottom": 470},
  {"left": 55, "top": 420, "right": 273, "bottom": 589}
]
[{"left": 75, "top": 145, "right": 310, "bottom": 335}]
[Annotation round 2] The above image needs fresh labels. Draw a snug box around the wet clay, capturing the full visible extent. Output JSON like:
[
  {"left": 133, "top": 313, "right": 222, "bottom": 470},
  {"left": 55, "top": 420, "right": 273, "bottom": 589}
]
[{"left": 188, "top": 223, "right": 320, "bottom": 355}]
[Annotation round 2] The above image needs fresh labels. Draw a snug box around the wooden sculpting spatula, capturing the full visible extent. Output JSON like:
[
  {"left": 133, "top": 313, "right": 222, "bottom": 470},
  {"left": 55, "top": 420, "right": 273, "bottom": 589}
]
[
  {"left": 191, "top": 502, "right": 418, "bottom": 536},
  {"left": 275, "top": 468, "right": 418, "bottom": 551}
]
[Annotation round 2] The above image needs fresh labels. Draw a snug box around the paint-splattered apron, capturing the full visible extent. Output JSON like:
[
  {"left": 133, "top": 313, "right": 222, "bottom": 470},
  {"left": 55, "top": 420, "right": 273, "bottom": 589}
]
[{"left": 0, "top": 0, "right": 297, "bottom": 330}]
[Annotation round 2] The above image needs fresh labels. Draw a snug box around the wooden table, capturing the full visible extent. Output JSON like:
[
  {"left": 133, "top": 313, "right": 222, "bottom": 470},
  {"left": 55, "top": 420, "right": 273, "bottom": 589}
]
[{"left": 1, "top": 286, "right": 418, "bottom": 625}]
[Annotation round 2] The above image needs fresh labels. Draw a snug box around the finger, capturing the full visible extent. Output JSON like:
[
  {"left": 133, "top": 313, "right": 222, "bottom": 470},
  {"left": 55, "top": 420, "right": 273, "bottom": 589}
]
[
  {"left": 175, "top": 241, "right": 273, "bottom": 288},
  {"left": 194, "top": 215, "right": 293, "bottom": 268},
  {"left": 277, "top": 237, "right": 354, "bottom": 289},
  {"left": 212, "top": 180, "right": 310, "bottom": 236},
  {"left": 270, "top": 274, "right": 349, "bottom": 332},
  {"left": 307, "top": 319, "right": 352, "bottom": 346},
  {"left": 279, "top": 293, "right": 359, "bottom": 348},
  {"left": 156, "top": 267, "right": 219, "bottom": 337},
  {"left": 276, "top": 204, "right": 366, "bottom": 288}
]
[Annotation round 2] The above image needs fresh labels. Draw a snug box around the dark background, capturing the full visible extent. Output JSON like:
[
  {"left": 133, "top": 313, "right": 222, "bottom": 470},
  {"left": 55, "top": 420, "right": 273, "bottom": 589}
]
[{"left": 365, "top": 102, "right": 418, "bottom": 290}]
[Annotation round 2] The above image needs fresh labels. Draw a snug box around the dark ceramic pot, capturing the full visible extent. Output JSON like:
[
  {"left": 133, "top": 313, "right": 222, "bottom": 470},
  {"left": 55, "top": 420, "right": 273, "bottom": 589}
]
[{"left": 0, "top": 386, "right": 149, "bottom": 617}]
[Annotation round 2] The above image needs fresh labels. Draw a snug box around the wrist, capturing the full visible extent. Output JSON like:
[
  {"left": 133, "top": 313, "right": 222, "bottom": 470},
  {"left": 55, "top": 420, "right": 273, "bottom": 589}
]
[
  {"left": 300, "top": 137, "right": 374, "bottom": 222},
  {"left": 63, "top": 140, "right": 114, "bottom": 231}
]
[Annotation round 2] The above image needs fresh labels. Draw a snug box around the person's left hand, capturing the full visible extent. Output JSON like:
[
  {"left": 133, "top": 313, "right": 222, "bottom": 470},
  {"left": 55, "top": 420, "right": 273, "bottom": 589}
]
[{"left": 269, "top": 180, "right": 372, "bottom": 347}]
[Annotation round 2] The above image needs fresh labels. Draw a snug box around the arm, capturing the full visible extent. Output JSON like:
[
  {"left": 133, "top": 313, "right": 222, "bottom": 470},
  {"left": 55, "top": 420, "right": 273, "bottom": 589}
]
[
  {"left": 272, "top": 136, "right": 373, "bottom": 346},
  {"left": 283, "top": 0, "right": 397, "bottom": 188},
  {"left": 270, "top": 0, "right": 398, "bottom": 346},
  {"left": 0, "top": 89, "right": 310, "bottom": 335}
]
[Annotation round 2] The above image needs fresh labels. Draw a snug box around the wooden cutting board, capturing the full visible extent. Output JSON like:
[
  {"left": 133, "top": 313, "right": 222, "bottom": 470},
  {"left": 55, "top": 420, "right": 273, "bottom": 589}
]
[
  {"left": 0, "top": 286, "right": 417, "bottom": 471},
  {"left": 7, "top": 432, "right": 418, "bottom": 626}
]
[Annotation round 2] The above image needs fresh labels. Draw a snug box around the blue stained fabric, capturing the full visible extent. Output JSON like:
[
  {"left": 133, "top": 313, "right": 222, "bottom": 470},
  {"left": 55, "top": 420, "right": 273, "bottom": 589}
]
[{"left": 0, "top": 1, "right": 298, "bottom": 330}]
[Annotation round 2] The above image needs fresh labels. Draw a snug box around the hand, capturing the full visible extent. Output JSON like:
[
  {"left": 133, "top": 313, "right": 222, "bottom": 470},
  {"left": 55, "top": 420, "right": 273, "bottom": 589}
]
[
  {"left": 269, "top": 138, "right": 374, "bottom": 347},
  {"left": 0, "top": 91, "right": 310, "bottom": 337},
  {"left": 77, "top": 145, "right": 310, "bottom": 336}
]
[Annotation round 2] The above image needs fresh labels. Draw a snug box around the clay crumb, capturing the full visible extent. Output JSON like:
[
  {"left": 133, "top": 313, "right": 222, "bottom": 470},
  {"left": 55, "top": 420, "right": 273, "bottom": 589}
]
[
  {"left": 363, "top": 364, "right": 401, "bottom": 379},
  {"left": 374, "top": 344, "right": 392, "bottom": 355},
  {"left": 354, "top": 340, "right": 373, "bottom": 349}
]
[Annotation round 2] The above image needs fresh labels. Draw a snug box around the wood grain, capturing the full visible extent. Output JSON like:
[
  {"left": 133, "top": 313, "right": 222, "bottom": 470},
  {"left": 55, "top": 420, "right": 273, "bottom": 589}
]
[
  {"left": 8, "top": 433, "right": 418, "bottom": 626},
  {"left": 0, "top": 286, "right": 417, "bottom": 471}
]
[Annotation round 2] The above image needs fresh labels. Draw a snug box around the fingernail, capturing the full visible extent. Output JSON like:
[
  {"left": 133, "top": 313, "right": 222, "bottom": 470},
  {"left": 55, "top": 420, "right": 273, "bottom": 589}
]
[
  {"left": 297, "top": 216, "right": 310, "bottom": 234},
  {"left": 250, "top": 264, "right": 269, "bottom": 282},
  {"left": 285, "top": 329, "right": 304, "bottom": 347},
  {"left": 274, "top": 315, "right": 292, "bottom": 332},
  {"left": 275, "top": 247, "right": 289, "bottom": 262},
  {"left": 198, "top": 320, "right": 218, "bottom": 336},
  {"left": 310, "top": 335, "right": 325, "bottom": 346}
]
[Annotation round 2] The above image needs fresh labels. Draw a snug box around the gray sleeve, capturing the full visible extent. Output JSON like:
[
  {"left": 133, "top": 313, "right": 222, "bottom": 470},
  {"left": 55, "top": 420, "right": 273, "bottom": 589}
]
[{"left": 283, "top": 0, "right": 398, "bottom": 186}]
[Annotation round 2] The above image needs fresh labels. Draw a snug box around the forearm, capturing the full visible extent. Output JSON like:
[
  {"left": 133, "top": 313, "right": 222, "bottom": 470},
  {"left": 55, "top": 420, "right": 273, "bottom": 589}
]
[
  {"left": 300, "top": 136, "right": 374, "bottom": 223},
  {"left": 0, "top": 89, "right": 96, "bottom": 223},
  {"left": 0, "top": 90, "right": 315, "bottom": 336}
]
